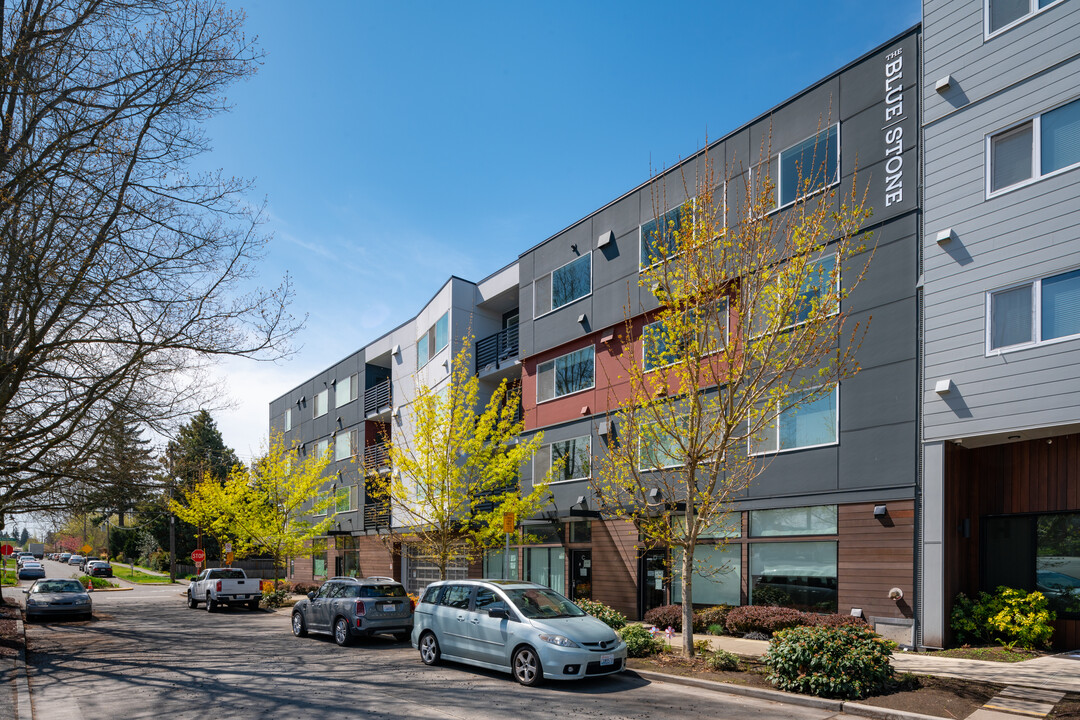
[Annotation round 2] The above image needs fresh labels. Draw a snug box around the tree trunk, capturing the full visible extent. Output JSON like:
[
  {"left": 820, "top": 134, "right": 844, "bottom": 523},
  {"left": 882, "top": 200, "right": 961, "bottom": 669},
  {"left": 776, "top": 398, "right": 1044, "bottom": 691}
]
[{"left": 682, "top": 544, "right": 695, "bottom": 657}]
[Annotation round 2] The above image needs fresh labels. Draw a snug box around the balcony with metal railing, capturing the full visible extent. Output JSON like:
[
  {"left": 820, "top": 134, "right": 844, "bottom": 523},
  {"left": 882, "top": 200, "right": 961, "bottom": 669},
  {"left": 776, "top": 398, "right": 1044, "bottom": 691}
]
[
  {"left": 364, "top": 378, "right": 392, "bottom": 417},
  {"left": 362, "top": 442, "right": 391, "bottom": 474},
  {"left": 475, "top": 324, "right": 519, "bottom": 378},
  {"left": 363, "top": 501, "right": 391, "bottom": 530}
]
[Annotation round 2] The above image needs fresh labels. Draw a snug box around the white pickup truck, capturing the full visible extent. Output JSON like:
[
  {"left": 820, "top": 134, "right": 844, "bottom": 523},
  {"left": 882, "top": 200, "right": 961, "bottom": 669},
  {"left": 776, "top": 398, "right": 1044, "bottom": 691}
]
[{"left": 187, "top": 568, "right": 262, "bottom": 612}]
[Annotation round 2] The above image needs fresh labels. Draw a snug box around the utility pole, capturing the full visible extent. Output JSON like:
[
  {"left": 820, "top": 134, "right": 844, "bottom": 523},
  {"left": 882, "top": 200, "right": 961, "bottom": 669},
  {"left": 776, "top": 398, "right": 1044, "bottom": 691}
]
[{"left": 169, "top": 513, "right": 176, "bottom": 583}]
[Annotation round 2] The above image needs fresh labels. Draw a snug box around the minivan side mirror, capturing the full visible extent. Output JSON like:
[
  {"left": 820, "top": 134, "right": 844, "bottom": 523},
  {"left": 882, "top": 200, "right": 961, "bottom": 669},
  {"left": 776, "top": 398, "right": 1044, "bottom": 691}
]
[{"left": 487, "top": 603, "right": 509, "bottom": 620}]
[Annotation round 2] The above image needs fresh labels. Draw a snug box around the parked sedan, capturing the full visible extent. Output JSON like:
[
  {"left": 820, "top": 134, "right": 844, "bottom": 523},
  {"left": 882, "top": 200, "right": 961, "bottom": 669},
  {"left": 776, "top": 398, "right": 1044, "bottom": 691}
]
[
  {"left": 87, "top": 561, "right": 113, "bottom": 578},
  {"left": 68, "top": 554, "right": 85, "bottom": 567},
  {"left": 17, "top": 561, "right": 46, "bottom": 580},
  {"left": 412, "top": 580, "right": 626, "bottom": 686},
  {"left": 23, "top": 579, "right": 92, "bottom": 621}
]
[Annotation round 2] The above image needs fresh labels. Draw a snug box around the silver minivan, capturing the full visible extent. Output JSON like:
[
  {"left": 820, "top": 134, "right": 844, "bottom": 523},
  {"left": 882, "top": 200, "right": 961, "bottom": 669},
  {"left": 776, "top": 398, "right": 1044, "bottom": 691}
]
[{"left": 412, "top": 579, "right": 627, "bottom": 686}]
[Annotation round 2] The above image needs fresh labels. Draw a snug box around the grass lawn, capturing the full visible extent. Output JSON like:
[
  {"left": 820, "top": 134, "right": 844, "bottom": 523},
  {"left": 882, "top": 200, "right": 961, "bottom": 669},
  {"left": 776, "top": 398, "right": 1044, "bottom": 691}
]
[
  {"left": 916, "top": 646, "right": 1046, "bottom": 663},
  {"left": 1, "top": 568, "right": 17, "bottom": 586},
  {"left": 111, "top": 565, "right": 173, "bottom": 584}
]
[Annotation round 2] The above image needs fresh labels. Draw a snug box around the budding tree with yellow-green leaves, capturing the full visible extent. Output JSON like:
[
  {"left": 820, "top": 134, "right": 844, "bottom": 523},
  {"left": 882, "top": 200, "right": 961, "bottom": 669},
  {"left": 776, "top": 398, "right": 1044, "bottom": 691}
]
[
  {"left": 374, "top": 339, "right": 557, "bottom": 581},
  {"left": 170, "top": 432, "right": 335, "bottom": 581},
  {"left": 592, "top": 134, "right": 873, "bottom": 656}
]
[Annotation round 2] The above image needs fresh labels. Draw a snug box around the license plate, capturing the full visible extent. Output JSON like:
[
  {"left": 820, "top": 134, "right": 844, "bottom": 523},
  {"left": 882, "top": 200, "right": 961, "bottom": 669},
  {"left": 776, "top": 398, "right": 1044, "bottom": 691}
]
[
  {"left": 239, "top": 595, "right": 247, "bottom": 600},
  {"left": 600, "top": 654, "right": 614, "bottom": 666},
  {"left": 381, "top": 603, "right": 395, "bottom": 612}
]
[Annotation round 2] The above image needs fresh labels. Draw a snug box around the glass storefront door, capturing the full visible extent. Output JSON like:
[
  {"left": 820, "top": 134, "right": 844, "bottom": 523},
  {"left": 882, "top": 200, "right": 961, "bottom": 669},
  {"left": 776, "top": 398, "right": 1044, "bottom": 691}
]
[{"left": 571, "top": 550, "right": 592, "bottom": 601}]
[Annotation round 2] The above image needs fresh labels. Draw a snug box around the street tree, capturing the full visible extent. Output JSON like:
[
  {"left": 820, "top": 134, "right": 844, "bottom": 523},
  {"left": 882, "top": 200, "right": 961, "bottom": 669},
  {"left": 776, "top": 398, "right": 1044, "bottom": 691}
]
[
  {"left": 81, "top": 414, "right": 160, "bottom": 527},
  {"left": 592, "top": 137, "right": 872, "bottom": 656},
  {"left": 0, "top": 0, "right": 300, "bottom": 520},
  {"left": 375, "top": 340, "right": 556, "bottom": 580},
  {"left": 169, "top": 470, "right": 253, "bottom": 565},
  {"left": 223, "top": 432, "right": 336, "bottom": 585}
]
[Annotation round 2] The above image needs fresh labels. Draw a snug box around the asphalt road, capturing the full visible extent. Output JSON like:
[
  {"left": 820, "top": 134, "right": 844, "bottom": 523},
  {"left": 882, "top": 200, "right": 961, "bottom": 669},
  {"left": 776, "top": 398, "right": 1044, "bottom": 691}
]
[{"left": 13, "top": 560, "right": 842, "bottom": 720}]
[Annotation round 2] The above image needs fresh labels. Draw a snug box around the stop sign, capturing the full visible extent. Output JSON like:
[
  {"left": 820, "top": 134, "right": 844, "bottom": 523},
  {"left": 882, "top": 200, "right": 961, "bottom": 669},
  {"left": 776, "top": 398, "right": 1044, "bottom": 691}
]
[
  {"left": 0, "top": 544, "right": 12, "bottom": 556},
  {"left": 190, "top": 549, "right": 206, "bottom": 563}
]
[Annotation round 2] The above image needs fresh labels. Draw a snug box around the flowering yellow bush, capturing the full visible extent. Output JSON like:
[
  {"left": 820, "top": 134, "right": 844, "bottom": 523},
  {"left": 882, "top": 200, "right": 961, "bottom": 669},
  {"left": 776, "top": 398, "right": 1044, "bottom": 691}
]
[{"left": 987, "top": 588, "right": 1055, "bottom": 649}]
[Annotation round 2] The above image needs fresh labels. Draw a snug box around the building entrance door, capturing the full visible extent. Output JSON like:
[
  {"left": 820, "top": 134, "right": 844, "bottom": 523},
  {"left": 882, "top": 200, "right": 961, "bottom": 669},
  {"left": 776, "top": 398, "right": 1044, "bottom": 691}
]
[
  {"left": 570, "top": 550, "right": 592, "bottom": 601},
  {"left": 639, "top": 549, "right": 667, "bottom": 618}
]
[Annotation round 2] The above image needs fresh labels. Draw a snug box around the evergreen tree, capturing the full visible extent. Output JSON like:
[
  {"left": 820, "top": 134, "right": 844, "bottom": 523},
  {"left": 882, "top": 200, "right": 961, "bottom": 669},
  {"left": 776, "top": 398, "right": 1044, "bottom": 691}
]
[
  {"left": 165, "top": 410, "right": 241, "bottom": 487},
  {"left": 85, "top": 415, "right": 160, "bottom": 526},
  {"left": 19, "top": 527, "right": 29, "bottom": 545}
]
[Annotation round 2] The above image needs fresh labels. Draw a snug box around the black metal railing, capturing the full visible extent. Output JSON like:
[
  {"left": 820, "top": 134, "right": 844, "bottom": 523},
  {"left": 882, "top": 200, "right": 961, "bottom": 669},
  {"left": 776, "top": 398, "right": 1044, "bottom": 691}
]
[
  {"left": 363, "top": 501, "right": 391, "bottom": 530},
  {"left": 364, "top": 379, "right": 392, "bottom": 415},
  {"left": 363, "top": 442, "right": 390, "bottom": 473},
  {"left": 475, "top": 324, "right": 519, "bottom": 374}
]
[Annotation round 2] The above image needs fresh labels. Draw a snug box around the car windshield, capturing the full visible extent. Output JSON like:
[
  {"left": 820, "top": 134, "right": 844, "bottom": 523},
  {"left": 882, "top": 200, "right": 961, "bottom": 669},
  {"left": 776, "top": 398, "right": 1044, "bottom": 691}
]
[
  {"left": 33, "top": 581, "right": 84, "bottom": 594},
  {"left": 504, "top": 588, "right": 586, "bottom": 619}
]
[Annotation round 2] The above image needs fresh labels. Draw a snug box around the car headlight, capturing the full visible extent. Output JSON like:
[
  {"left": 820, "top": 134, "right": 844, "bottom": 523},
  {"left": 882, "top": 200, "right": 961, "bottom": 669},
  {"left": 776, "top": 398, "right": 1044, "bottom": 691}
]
[
  {"left": 538, "top": 633, "right": 580, "bottom": 648},
  {"left": 26, "top": 598, "right": 46, "bottom": 606}
]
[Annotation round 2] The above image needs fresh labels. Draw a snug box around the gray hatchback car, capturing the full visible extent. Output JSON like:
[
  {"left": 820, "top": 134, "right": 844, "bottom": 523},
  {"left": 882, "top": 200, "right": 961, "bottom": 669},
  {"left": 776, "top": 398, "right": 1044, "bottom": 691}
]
[{"left": 291, "top": 576, "right": 414, "bottom": 646}]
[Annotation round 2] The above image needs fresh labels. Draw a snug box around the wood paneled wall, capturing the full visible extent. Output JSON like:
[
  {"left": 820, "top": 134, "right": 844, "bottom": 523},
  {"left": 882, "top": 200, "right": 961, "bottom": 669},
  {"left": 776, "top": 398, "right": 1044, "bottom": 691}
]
[
  {"left": 591, "top": 519, "right": 640, "bottom": 619},
  {"left": 944, "top": 434, "right": 1079, "bottom": 649},
  {"left": 837, "top": 501, "right": 915, "bottom": 621}
]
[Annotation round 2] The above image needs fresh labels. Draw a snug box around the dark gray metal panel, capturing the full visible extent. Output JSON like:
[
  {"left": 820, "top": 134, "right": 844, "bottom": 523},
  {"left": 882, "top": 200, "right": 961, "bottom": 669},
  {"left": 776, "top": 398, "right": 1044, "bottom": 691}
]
[
  {"left": 848, "top": 298, "right": 918, "bottom": 370},
  {"left": 845, "top": 214, "right": 918, "bottom": 310},
  {"left": 843, "top": 361, "right": 918, "bottom": 432},
  {"left": 840, "top": 31, "right": 918, "bottom": 121},
  {"left": 749, "top": 446, "right": 839, "bottom": 498},
  {"left": 838, "top": 423, "right": 917, "bottom": 491}
]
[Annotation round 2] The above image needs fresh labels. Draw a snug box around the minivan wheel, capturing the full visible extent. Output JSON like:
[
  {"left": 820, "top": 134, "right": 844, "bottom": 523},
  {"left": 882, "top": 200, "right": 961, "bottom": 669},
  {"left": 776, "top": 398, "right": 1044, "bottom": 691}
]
[
  {"left": 419, "top": 632, "right": 440, "bottom": 665},
  {"left": 512, "top": 646, "right": 543, "bottom": 686},
  {"left": 291, "top": 612, "right": 307, "bottom": 637},
  {"left": 333, "top": 617, "right": 352, "bottom": 646}
]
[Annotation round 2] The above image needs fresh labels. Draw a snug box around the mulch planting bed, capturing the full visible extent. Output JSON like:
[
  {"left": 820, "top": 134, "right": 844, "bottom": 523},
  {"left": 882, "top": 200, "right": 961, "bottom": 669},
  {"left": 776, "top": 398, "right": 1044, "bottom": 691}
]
[
  {"left": 628, "top": 653, "right": 1006, "bottom": 719},
  {"left": 0, "top": 600, "right": 22, "bottom": 658}
]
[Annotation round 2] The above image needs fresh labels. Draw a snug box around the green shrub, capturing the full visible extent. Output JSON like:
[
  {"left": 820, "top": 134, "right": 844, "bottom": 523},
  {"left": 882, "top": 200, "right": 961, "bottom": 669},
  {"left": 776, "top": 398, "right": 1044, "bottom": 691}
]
[
  {"left": 764, "top": 624, "right": 894, "bottom": 700},
  {"left": 725, "top": 605, "right": 804, "bottom": 635},
  {"left": 694, "top": 605, "right": 733, "bottom": 632},
  {"left": 618, "top": 624, "right": 664, "bottom": 657},
  {"left": 576, "top": 599, "right": 627, "bottom": 630},
  {"left": 262, "top": 585, "right": 291, "bottom": 609},
  {"left": 804, "top": 613, "right": 867, "bottom": 629},
  {"left": 292, "top": 581, "right": 320, "bottom": 595},
  {"left": 79, "top": 575, "right": 112, "bottom": 589},
  {"left": 705, "top": 648, "right": 740, "bottom": 671},
  {"left": 951, "top": 587, "right": 1056, "bottom": 648},
  {"left": 643, "top": 604, "right": 688, "bottom": 632},
  {"left": 693, "top": 639, "right": 711, "bottom": 655},
  {"left": 988, "top": 588, "right": 1055, "bottom": 649},
  {"left": 707, "top": 623, "right": 725, "bottom": 636}
]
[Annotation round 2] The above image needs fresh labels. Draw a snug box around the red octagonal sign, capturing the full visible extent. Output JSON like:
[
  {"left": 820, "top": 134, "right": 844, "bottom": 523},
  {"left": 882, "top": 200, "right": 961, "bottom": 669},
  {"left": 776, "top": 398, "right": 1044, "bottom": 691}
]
[
  {"left": 190, "top": 549, "right": 206, "bottom": 563},
  {"left": 1, "top": 544, "right": 13, "bottom": 556}
]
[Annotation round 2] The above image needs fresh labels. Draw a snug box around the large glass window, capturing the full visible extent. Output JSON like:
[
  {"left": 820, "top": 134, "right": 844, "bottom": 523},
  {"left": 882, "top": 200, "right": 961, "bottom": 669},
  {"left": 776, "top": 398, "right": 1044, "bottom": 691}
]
[
  {"left": 334, "top": 429, "right": 357, "bottom": 461},
  {"left": 534, "top": 436, "right": 591, "bottom": 483},
  {"left": 779, "top": 124, "right": 839, "bottom": 207},
  {"left": 336, "top": 373, "right": 359, "bottom": 407},
  {"left": 638, "top": 420, "right": 685, "bottom": 471},
  {"left": 535, "top": 254, "right": 591, "bottom": 315},
  {"left": 671, "top": 544, "right": 742, "bottom": 606},
  {"left": 315, "top": 437, "right": 331, "bottom": 458},
  {"left": 313, "top": 388, "right": 329, "bottom": 418},
  {"left": 750, "top": 386, "right": 838, "bottom": 455},
  {"left": 525, "top": 547, "right": 565, "bottom": 595},
  {"left": 483, "top": 548, "right": 519, "bottom": 580},
  {"left": 988, "top": 268, "right": 1080, "bottom": 351},
  {"left": 536, "top": 346, "right": 594, "bottom": 402},
  {"left": 750, "top": 541, "right": 837, "bottom": 612},
  {"left": 417, "top": 312, "right": 450, "bottom": 369},
  {"left": 312, "top": 539, "right": 327, "bottom": 578},
  {"left": 335, "top": 486, "right": 351, "bottom": 513},
  {"left": 751, "top": 505, "right": 838, "bottom": 537},
  {"left": 987, "top": 0, "right": 1063, "bottom": 35},
  {"left": 984, "top": 512, "right": 1080, "bottom": 619},
  {"left": 640, "top": 206, "right": 684, "bottom": 268},
  {"left": 284, "top": 407, "right": 292, "bottom": 432},
  {"left": 642, "top": 300, "right": 728, "bottom": 372},
  {"left": 989, "top": 98, "right": 1080, "bottom": 194}
]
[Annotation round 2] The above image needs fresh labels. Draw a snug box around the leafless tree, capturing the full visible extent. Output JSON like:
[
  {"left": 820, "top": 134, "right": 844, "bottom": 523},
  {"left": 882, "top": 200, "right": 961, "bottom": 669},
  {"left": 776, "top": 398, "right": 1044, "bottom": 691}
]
[{"left": 0, "top": 0, "right": 300, "bottom": 519}]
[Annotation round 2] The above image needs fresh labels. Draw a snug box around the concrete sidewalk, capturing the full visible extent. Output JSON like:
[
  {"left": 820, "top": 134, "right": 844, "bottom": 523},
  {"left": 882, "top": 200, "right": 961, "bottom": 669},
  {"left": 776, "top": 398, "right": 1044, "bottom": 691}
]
[{"left": 673, "top": 632, "right": 1080, "bottom": 693}]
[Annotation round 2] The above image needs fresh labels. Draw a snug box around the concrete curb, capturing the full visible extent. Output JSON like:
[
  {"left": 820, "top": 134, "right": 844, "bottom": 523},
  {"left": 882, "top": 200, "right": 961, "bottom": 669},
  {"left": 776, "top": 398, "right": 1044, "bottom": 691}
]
[
  {"left": 14, "top": 614, "right": 32, "bottom": 720},
  {"left": 91, "top": 587, "right": 133, "bottom": 592},
  {"left": 626, "top": 669, "right": 956, "bottom": 720}
]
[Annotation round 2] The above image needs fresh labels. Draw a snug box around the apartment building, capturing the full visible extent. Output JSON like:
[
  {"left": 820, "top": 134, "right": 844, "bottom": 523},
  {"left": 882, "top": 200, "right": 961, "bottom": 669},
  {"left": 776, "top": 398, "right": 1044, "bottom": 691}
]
[
  {"left": 510, "top": 27, "right": 921, "bottom": 642},
  {"left": 919, "top": 0, "right": 1080, "bottom": 648},
  {"left": 268, "top": 266, "right": 520, "bottom": 591}
]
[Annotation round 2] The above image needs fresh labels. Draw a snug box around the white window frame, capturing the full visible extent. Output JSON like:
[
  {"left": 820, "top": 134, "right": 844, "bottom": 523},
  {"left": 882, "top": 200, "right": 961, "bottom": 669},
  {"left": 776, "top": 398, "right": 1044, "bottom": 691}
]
[
  {"left": 315, "top": 437, "right": 331, "bottom": 458},
  {"left": 637, "top": 421, "right": 687, "bottom": 471},
  {"left": 639, "top": 204, "right": 686, "bottom": 270},
  {"left": 642, "top": 299, "right": 729, "bottom": 372},
  {"left": 335, "top": 373, "right": 359, "bottom": 408},
  {"left": 536, "top": 345, "right": 595, "bottom": 403},
  {"left": 335, "top": 486, "right": 352, "bottom": 513},
  {"left": 284, "top": 407, "right": 292, "bottom": 432},
  {"left": 985, "top": 267, "right": 1080, "bottom": 354},
  {"left": 776, "top": 123, "right": 841, "bottom": 210},
  {"left": 748, "top": 385, "right": 840, "bottom": 457},
  {"left": 334, "top": 428, "right": 358, "bottom": 461},
  {"left": 313, "top": 388, "right": 329, "bottom": 418},
  {"left": 417, "top": 312, "right": 450, "bottom": 369},
  {"left": 986, "top": 96, "right": 1080, "bottom": 198},
  {"left": 984, "top": 0, "right": 1065, "bottom": 39},
  {"left": 533, "top": 252, "right": 592, "bottom": 318},
  {"left": 535, "top": 435, "right": 592, "bottom": 485}
]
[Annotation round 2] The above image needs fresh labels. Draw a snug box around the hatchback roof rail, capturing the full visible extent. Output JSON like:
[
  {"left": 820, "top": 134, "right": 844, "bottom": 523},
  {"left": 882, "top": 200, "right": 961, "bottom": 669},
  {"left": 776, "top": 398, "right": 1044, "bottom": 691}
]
[{"left": 365, "top": 576, "right": 396, "bottom": 582}]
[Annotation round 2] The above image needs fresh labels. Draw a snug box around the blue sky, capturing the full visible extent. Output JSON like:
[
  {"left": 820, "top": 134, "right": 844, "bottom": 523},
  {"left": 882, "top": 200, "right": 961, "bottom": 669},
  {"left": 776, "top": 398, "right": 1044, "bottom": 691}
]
[{"left": 208, "top": 0, "right": 922, "bottom": 461}]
